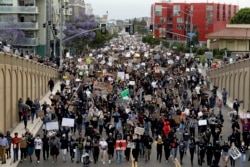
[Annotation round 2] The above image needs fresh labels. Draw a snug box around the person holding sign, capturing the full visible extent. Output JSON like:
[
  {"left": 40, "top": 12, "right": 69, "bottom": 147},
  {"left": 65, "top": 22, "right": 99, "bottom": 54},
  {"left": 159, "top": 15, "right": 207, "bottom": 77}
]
[
  {"left": 239, "top": 141, "right": 247, "bottom": 163},
  {"left": 229, "top": 142, "right": 236, "bottom": 167}
]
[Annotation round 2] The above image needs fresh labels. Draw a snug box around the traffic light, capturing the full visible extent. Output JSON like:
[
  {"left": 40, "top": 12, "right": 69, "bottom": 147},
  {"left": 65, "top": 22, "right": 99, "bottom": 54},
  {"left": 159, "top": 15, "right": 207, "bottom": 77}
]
[
  {"left": 149, "top": 24, "right": 153, "bottom": 32},
  {"left": 43, "top": 23, "right": 46, "bottom": 28},
  {"left": 100, "top": 23, "right": 106, "bottom": 34},
  {"left": 125, "top": 25, "right": 134, "bottom": 35},
  {"left": 48, "top": 21, "right": 51, "bottom": 25}
]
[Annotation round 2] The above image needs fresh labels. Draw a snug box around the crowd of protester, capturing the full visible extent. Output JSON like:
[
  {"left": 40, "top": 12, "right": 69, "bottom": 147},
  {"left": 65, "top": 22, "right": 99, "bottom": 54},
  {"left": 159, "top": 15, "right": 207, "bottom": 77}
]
[{"left": 0, "top": 35, "right": 250, "bottom": 167}]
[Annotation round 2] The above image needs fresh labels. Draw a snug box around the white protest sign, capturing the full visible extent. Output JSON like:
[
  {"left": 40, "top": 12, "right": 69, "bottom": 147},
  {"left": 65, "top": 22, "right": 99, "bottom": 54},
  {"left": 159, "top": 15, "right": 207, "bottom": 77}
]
[
  {"left": 62, "top": 118, "right": 75, "bottom": 127},
  {"left": 117, "top": 72, "right": 125, "bottom": 81},
  {"left": 198, "top": 120, "right": 207, "bottom": 126},
  {"left": 184, "top": 108, "right": 190, "bottom": 116},
  {"left": 129, "top": 81, "right": 135, "bottom": 85},
  {"left": 127, "top": 142, "right": 135, "bottom": 149},
  {"left": 125, "top": 74, "right": 129, "bottom": 80},
  {"left": 134, "top": 127, "right": 145, "bottom": 135},
  {"left": 229, "top": 146, "right": 241, "bottom": 160},
  {"left": 46, "top": 122, "right": 59, "bottom": 130},
  {"left": 77, "top": 58, "right": 82, "bottom": 62}
]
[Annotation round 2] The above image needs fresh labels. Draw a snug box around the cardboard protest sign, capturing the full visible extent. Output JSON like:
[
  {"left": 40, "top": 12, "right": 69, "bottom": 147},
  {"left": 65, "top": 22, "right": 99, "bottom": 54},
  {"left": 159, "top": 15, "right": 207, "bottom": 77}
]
[
  {"left": 93, "top": 81, "right": 113, "bottom": 93},
  {"left": 116, "top": 140, "right": 127, "bottom": 150},
  {"left": 38, "top": 110, "right": 44, "bottom": 118},
  {"left": 68, "top": 105, "right": 77, "bottom": 112},
  {"left": 157, "top": 98, "right": 162, "bottom": 105},
  {"left": 129, "top": 81, "right": 135, "bottom": 85},
  {"left": 62, "top": 118, "right": 75, "bottom": 127},
  {"left": 172, "top": 115, "right": 180, "bottom": 124},
  {"left": 144, "top": 95, "right": 152, "bottom": 101},
  {"left": 134, "top": 127, "right": 145, "bottom": 135},
  {"left": 46, "top": 122, "right": 59, "bottom": 130},
  {"left": 126, "top": 66, "right": 133, "bottom": 73}
]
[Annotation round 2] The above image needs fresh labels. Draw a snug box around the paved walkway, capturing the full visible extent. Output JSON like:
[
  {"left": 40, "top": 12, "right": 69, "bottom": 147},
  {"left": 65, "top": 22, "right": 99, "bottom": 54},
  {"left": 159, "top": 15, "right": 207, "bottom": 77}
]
[{"left": 3, "top": 81, "right": 61, "bottom": 167}]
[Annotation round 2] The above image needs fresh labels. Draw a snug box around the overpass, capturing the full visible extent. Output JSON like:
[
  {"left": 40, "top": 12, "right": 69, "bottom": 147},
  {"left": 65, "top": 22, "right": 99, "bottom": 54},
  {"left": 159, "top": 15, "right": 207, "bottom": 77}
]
[
  {"left": 208, "top": 58, "right": 250, "bottom": 112},
  {"left": 0, "top": 52, "right": 58, "bottom": 133}
]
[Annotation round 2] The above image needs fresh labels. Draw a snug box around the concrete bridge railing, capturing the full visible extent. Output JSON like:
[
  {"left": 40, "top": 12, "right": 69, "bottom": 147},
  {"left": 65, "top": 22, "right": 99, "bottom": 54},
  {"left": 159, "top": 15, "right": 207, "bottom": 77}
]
[
  {"left": 208, "top": 58, "right": 250, "bottom": 112},
  {"left": 0, "top": 52, "right": 58, "bottom": 133}
]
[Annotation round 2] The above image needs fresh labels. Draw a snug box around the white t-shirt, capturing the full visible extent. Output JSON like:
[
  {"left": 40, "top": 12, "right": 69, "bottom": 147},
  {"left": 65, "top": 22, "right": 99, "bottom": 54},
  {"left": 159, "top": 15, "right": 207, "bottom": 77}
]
[
  {"left": 34, "top": 137, "right": 42, "bottom": 150},
  {"left": 99, "top": 140, "right": 108, "bottom": 150}
]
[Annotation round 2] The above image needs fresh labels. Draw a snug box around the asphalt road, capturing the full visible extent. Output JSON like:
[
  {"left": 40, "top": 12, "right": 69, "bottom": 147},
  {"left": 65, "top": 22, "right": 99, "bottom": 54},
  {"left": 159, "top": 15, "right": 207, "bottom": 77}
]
[{"left": 16, "top": 103, "right": 250, "bottom": 167}]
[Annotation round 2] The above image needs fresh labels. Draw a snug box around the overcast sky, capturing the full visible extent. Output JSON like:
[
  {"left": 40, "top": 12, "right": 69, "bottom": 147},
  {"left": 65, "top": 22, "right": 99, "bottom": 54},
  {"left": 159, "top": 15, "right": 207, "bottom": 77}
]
[{"left": 84, "top": 0, "right": 250, "bottom": 20}]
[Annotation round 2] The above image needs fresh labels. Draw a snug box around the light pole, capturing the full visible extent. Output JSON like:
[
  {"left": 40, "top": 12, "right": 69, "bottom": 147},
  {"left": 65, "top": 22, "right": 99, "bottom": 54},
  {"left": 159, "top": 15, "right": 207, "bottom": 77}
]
[{"left": 59, "top": 0, "right": 63, "bottom": 69}]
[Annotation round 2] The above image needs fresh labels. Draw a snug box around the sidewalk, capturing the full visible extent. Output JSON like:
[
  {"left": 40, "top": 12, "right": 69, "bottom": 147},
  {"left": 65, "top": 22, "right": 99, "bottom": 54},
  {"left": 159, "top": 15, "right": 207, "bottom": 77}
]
[{"left": 3, "top": 81, "right": 61, "bottom": 167}]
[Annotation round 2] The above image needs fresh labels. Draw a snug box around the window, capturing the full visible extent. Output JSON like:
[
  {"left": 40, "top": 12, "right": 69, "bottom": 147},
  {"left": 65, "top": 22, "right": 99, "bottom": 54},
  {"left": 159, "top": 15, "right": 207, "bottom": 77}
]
[
  {"left": 155, "top": 5, "right": 162, "bottom": 16},
  {"left": 173, "top": 5, "right": 180, "bottom": 16},
  {"left": 206, "top": 5, "right": 213, "bottom": 11},
  {"left": 176, "top": 24, "right": 184, "bottom": 30},
  {"left": 160, "top": 17, "right": 166, "bottom": 23},
  {"left": 177, "top": 17, "right": 184, "bottom": 23},
  {"left": 174, "top": 35, "right": 180, "bottom": 40},
  {"left": 0, "top": 0, "right": 13, "bottom": 5}
]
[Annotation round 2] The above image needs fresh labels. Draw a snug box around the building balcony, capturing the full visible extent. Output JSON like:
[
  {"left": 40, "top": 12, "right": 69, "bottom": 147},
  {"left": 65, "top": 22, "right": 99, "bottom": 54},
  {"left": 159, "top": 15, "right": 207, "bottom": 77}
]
[
  {"left": 0, "top": 6, "right": 38, "bottom": 14},
  {"left": 0, "top": 22, "right": 38, "bottom": 30},
  {"left": 14, "top": 38, "right": 39, "bottom": 46}
]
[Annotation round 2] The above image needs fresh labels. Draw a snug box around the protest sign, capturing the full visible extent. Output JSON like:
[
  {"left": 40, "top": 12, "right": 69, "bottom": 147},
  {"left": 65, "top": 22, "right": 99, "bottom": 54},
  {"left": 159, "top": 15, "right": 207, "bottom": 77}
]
[
  {"left": 121, "top": 89, "right": 129, "bottom": 98},
  {"left": 129, "top": 81, "right": 135, "bottom": 85},
  {"left": 144, "top": 95, "right": 152, "bottom": 101},
  {"left": 115, "top": 99, "right": 129, "bottom": 107},
  {"left": 229, "top": 146, "right": 241, "bottom": 160},
  {"left": 37, "top": 110, "right": 44, "bottom": 118},
  {"left": 62, "top": 118, "right": 75, "bottom": 127},
  {"left": 134, "top": 127, "right": 145, "bottom": 135},
  {"left": 198, "top": 120, "right": 207, "bottom": 126},
  {"left": 117, "top": 72, "right": 125, "bottom": 81},
  {"left": 93, "top": 81, "right": 113, "bottom": 93},
  {"left": 46, "top": 122, "right": 59, "bottom": 131},
  {"left": 127, "top": 142, "right": 135, "bottom": 149},
  {"left": 116, "top": 140, "right": 127, "bottom": 150}
]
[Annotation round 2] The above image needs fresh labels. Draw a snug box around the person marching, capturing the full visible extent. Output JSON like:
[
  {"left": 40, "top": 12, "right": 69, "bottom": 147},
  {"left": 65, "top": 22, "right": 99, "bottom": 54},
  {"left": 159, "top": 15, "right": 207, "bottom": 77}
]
[{"left": 34, "top": 134, "right": 42, "bottom": 163}]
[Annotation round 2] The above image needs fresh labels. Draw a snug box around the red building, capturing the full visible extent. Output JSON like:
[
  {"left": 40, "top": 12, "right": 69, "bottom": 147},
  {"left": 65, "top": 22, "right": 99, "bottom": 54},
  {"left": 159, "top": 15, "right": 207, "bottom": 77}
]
[{"left": 150, "top": 2, "right": 238, "bottom": 43}]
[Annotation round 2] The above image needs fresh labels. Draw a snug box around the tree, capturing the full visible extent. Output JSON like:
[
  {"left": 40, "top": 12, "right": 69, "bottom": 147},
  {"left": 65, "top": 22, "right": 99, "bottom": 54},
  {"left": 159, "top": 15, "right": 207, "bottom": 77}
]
[
  {"left": 230, "top": 8, "right": 250, "bottom": 24},
  {"left": 0, "top": 16, "right": 25, "bottom": 45},
  {"left": 142, "top": 34, "right": 160, "bottom": 46},
  {"left": 88, "top": 29, "right": 112, "bottom": 48},
  {"left": 64, "top": 10, "right": 98, "bottom": 53}
]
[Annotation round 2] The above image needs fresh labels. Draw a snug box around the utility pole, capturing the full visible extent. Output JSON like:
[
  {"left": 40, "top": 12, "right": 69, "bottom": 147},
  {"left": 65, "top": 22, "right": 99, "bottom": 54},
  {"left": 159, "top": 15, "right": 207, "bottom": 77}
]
[
  {"left": 59, "top": 0, "right": 63, "bottom": 68},
  {"left": 45, "top": 0, "right": 51, "bottom": 57}
]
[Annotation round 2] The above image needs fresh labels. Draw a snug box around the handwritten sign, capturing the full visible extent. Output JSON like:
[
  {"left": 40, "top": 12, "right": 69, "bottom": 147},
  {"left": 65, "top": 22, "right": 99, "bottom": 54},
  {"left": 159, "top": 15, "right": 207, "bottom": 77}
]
[
  {"left": 134, "top": 127, "right": 145, "bottom": 135},
  {"left": 229, "top": 146, "right": 241, "bottom": 160},
  {"left": 93, "top": 81, "right": 113, "bottom": 93}
]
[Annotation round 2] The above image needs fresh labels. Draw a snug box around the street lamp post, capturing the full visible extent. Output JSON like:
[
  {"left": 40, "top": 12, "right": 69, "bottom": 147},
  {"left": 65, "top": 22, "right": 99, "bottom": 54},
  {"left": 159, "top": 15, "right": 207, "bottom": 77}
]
[{"left": 59, "top": 0, "right": 63, "bottom": 69}]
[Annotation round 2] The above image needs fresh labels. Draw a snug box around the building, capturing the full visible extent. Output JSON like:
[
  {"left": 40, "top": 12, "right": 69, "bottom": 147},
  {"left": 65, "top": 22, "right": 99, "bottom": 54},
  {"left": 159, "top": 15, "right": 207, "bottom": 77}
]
[
  {"left": 0, "top": 0, "right": 85, "bottom": 57},
  {"left": 206, "top": 24, "right": 250, "bottom": 52},
  {"left": 151, "top": 2, "right": 238, "bottom": 44}
]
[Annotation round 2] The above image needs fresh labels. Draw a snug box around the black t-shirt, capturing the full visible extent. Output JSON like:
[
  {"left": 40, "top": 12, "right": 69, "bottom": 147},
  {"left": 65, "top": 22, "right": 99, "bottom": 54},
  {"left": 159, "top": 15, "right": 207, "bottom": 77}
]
[
  {"left": 143, "top": 136, "right": 153, "bottom": 149},
  {"left": 221, "top": 144, "right": 230, "bottom": 152},
  {"left": 106, "top": 137, "right": 115, "bottom": 149}
]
